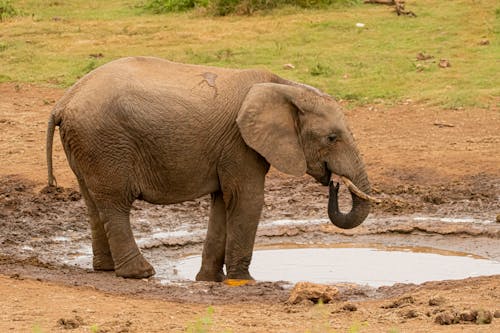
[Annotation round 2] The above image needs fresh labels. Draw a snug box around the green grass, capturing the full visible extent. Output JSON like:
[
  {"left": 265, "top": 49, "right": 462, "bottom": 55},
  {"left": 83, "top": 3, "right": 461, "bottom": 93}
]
[
  {"left": 143, "top": 0, "right": 362, "bottom": 16},
  {"left": 0, "top": 0, "right": 19, "bottom": 21},
  {"left": 186, "top": 306, "right": 219, "bottom": 333},
  {"left": 0, "top": 0, "right": 498, "bottom": 108}
]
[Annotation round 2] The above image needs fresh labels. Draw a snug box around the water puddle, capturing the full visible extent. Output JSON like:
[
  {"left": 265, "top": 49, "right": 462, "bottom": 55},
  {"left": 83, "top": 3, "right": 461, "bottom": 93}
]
[
  {"left": 411, "top": 216, "right": 493, "bottom": 224},
  {"left": 168, "top": 245, "right": 500, "bottom": 287}
]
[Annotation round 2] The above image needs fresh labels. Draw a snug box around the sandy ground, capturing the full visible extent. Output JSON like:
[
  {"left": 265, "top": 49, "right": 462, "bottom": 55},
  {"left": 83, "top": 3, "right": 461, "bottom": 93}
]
[{"left": 0, "top": 82, "right": 499, "bottom": 332}]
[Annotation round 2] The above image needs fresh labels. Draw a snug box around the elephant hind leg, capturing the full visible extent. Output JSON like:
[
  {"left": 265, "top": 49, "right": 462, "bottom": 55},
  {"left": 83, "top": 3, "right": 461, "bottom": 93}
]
[
  {"left": 77, "top": 178, "right": 114, "bottom": 271},
  {"left": 94, "top": 198, "right": 155, "bottom": 278}
]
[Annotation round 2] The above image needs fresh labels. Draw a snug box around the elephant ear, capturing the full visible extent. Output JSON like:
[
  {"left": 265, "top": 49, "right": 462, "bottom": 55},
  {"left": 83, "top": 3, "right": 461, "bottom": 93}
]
[{"left": 236, "top": 83, "right": 307, "bottom": 176}]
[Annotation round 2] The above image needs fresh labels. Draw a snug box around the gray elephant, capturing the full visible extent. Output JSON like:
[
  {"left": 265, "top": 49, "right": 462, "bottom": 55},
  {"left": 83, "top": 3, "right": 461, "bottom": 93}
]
[{"left": 46, "top": 57, "right": 377, "bottom": 282}]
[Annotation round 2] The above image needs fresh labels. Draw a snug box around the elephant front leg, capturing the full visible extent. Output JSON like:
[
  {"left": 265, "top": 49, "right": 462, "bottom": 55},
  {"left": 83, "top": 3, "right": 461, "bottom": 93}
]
[
  {"left": 196, "top": 191, "right": 226, "bottom": 282},
  {"left": 223, "top": 187, "right": 265, "bottom": 281}
]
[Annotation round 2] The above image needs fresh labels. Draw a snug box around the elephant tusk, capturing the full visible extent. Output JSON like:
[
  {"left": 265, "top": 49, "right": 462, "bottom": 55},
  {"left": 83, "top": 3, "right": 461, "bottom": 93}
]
[{"left": 339, "top": 176, "right": 382, "bottom": 204}]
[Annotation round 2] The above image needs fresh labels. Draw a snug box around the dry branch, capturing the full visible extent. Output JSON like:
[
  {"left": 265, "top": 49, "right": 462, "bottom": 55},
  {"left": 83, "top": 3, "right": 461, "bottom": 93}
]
[
  {"left": 364, "top": 0, "right": 395, "bottom": 4},
  {"left": 364, "top": 0, "right": 416, "bottom": 17}
]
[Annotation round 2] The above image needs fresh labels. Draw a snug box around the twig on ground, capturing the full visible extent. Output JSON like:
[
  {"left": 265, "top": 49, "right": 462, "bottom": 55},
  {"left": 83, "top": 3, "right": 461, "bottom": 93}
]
[{"left": 364, "top": 0, "right": 417, "bottom": 17}]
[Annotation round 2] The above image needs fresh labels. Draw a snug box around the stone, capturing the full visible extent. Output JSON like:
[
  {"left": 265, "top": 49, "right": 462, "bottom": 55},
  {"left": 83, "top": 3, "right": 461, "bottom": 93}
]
[
  {"left": 428, "top": 296, "right": 446, "bottom": 306},
  {"left": 473, "top": 309, "right": 493, "bottom": 324},
  {"left": 438, "top": 59, "right": 451, "bottom": 68},
  {"left": 434, "top": 311, "right": 458, "bottom": 325},
  {"left": 401, "top": 308, "right": 419, "bottom": 319},
  {"left": 382, "top": 296, "right": 415, "bottom": 309},
  {"left": 57, "top": 316, "right": 84, "bottom": 329},
  {"left": 459, "top": 310, "right": 476, "bottom": 322},
  {"left": 342, "top": 303, "right": 357, "bottom": 312},
  {"left": 287, "top": 282, "right": 338, "bottom": 304}
]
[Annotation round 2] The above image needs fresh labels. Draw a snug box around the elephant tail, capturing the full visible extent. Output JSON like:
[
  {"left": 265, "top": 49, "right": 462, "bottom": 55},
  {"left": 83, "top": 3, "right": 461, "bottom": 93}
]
[{"left": 47, "top": 109, "right": 60, "bottom": 187}]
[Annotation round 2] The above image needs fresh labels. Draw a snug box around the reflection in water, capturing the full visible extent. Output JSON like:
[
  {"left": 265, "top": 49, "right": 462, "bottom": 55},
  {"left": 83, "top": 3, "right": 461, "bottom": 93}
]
[{"left": 173, "top": 247, "right": 500, "bottom": 287}]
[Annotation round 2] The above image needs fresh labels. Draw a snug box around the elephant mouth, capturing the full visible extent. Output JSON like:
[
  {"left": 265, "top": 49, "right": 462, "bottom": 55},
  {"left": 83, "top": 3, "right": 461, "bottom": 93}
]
[{"left": 319, "top": 162, "right": 332, "bottom": 186}]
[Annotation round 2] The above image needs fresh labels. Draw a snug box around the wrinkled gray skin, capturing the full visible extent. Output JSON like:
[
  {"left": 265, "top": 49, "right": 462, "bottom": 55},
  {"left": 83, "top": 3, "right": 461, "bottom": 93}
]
[{"left": 47, "top": 57, "right": 371, "bottom": 281}]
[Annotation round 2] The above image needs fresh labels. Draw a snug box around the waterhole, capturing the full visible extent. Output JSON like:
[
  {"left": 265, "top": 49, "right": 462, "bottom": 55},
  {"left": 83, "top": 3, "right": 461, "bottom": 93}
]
[{"left": 168, "top": 245, "right": 500, "bottom": 287}]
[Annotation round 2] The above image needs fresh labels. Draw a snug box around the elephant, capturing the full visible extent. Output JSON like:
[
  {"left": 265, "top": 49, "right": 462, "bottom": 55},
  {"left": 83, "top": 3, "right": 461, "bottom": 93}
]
[{"left": 46, "top": 56, "right": 377, "bottom": 282}]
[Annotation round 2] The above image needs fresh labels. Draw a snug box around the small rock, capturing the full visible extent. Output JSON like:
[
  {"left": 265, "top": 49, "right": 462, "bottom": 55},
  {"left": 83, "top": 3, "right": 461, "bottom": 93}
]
[
  {"left": 493, "top": 310, "right": 500, "bottom": 318},
  {"left": 473, "top": 309, "right": 493, "bottom": 324},
  {"left": 401, "top": 308, "right": 419, "bottom": 319},
  {"left": 434, "top": 311, "right": 459, "bottom": 325},
  {"left": 438, "top": 59, "right": 451, "bottom": 68},
  {"left": 495, "top": 214, "right": 500, "bottom": 223},
  {"left": 416, "top": 52, "right": 433, "bottom": 61},
  {"left": 382, "top": 296, "right": 415, "bottom": 309},
  {"left": 429, "top": 296, "right": 446, "bottom": 306},
  {"left": 287, "top": 282, "right": 338, "bottom": 304},
  {"left": 478, "top": 39, "right": 490, "bottom": 45},
  {"left": 356, "top": 23, "right": 365, "bottom": 28},
  {"left": 459, "top": 310, "right": 476, "bottom": 322},
  {"left": 283, "top": 63, "right": 295, "bottom": 70},
  {"left": 89, "top": 53, "right": 104, "bottom": 59},
  {"left": 342, "top": 303, "right": 357, "bottom": 312},
  {"left": 57, "top": 316, "right": 84, "bottom": 329}
]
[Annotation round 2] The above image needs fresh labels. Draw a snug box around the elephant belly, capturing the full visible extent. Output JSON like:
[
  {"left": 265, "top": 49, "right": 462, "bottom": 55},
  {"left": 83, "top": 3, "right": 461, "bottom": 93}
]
[{"left": 136, "top": 165, "right": 220, "bottom": 205}]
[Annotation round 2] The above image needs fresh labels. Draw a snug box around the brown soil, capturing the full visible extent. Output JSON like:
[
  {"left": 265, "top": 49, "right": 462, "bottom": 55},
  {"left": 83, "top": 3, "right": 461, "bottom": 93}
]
[{"left": 1, "top": 82, "right": 499, "bottom": 332}]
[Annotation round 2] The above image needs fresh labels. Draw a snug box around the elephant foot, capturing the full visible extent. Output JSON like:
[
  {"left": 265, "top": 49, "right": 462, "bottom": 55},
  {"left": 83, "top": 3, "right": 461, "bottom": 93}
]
[
  {"left": 93, "top": 254, "right": 115, "bottom": 271},
  {"left": 195, "top": 268, "right": 225, "bottom": 282},
  {"left": 226, "top": 270, "right": 254, "bottom": 281},
  {"left": 115, "top": 254, "right": 155, "bottom": 278}
]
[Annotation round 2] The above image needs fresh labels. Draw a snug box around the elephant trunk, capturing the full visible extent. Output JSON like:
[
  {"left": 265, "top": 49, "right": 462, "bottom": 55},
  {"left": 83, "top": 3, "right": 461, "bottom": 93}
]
[{"left": 327, "top": 172, "right": 371, "bottom": 229}]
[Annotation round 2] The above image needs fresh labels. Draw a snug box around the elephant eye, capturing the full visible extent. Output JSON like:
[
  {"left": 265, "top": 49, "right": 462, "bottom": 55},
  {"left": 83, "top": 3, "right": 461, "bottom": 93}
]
[{"left": 327, "top": 134, "right": 337, "bottom": 143}]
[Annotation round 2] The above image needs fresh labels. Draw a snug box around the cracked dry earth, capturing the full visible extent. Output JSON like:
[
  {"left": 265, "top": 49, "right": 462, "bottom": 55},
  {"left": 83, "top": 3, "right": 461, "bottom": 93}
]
[{"left": 0, "top": 83, "right": 499, "bottom": 332}]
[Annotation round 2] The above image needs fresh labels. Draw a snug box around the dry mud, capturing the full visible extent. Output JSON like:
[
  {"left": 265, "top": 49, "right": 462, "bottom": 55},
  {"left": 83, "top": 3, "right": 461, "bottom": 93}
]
[{"left": 0, "top": 83, "right": 499, "bottom": 332}]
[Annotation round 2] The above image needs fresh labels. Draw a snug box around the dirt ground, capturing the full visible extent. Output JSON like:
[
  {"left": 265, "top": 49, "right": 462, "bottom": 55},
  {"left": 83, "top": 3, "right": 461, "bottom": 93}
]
[{"left": 0, "top": 82, "right": 499, "bottom": 332}]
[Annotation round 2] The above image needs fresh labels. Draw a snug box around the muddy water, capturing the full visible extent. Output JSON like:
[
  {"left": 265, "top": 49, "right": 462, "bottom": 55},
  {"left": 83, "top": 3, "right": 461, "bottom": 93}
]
[
  {"left": 169, "top": 246, "right": 500, "bottom": 287},
  {"left": 37, "top": 212, "right": 500, "bottom": 289}
]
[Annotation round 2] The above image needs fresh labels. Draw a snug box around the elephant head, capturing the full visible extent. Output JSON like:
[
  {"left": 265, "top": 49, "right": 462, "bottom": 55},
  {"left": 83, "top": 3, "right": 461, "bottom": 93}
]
[{"left": 236, "top": 82, "right": 373, "bottom": 229}]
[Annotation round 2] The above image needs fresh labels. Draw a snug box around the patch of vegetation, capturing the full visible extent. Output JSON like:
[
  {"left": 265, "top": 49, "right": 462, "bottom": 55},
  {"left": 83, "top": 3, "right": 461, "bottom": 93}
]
[
  {"left": 143, "top": 0, "right": 362, "bottom": 15},
  {"left": 387, "top": 329, "right": 400, "bottom": 333},
  {"left": 186, "top": 306, "right": 214, "bottom": 333},
  {"left": 0, "top": 0, "right": 18, "bottom": 21},
  {"left": 81, "top": 60, "right": 99, "bottom": 75},
  {"left": 144, "top": 0, "right": 208, "bottom": 13},
  {"left": 309, "top": 62, "right": 332, "bottom": 76},
  {"left": 31, "top": 324, "right": 43, "bottom": 333},
  {"left": 346, "top": 321, "right": 368, "bottom": 333},
  {"left": 90, "top": 324, "right": 101, "bottom": 333}
]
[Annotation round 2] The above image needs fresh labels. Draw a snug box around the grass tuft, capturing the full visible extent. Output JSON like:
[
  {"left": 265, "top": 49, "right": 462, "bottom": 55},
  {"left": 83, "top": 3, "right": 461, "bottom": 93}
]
[
  {"left": 0, "top": 0, "right": 19, "bottom": 21},
  {"left": 144, "top": 0, "right": 208, "bottom": 13},
  {"left": 186, "top": 306, "right": 215, "bottom": 333},
  {"left": 309, "top": 62, "right": 332, "bottom": 76}
]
